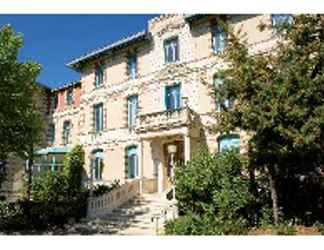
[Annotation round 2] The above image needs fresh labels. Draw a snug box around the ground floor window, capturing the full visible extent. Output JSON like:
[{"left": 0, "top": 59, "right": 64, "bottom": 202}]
[
  {"left": 126, "top": 146, "right": 138, "bottom": 179},
  {"left": 218, "top": 134, "right": 240, "bottom": 153},
  {"left": 92, "top": 150, "right": 104, "bottom": 181},
  {"left": 33, "top": 153, "right": 65, "bottom": 173}
]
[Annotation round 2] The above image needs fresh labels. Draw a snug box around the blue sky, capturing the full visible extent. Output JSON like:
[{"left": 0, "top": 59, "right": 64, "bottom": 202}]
[{"left": 0, "top": 14, "right": 158, "bottom": 88}]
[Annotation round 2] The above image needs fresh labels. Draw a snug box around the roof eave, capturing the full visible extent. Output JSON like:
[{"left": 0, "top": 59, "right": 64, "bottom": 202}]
[{"left": 66, "top": 31, "right": 150, "bottom": 71}]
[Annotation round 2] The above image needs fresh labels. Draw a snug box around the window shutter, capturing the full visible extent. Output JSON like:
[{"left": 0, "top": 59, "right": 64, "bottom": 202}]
[{"left": 124, "top": 148, "right": 129, "bottom": 179}]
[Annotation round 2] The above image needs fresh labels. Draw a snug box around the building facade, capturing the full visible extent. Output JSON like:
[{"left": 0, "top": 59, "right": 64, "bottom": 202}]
[{"left": 40, "top": 14, "right": 290, "bottom": 195}]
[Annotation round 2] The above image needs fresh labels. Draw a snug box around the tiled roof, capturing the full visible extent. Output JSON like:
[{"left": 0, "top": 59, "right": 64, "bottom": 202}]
[
  {"left": 51, "top": 80, "right": 80, "bottom": 92},
  {"left": 66, "top": 30, "right": 149, "bottom": 70}
]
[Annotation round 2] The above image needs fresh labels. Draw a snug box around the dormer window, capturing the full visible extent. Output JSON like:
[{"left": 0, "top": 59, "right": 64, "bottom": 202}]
[
  {"left": 212, "top": 26, "right": 227, "bottom": 54},
  {"left": 164, "top": 37, "right": 179, "bottom": 63},
  {"left": 94, "top": 66, "right": 104, "bottom": 87}
]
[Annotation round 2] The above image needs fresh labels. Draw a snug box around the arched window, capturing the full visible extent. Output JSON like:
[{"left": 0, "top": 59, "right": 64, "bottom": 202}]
[
  {"left": 92, "top": 149, "right": 104, "bottom": 181},
  {"left": 218, "top": 134, "right": 240, "bottom": 153},
  {"left": 125, "top": 146, "right": 138, "bottom": 179},
  {"left": 213, "top": 75, "right": 233, "bottom": 111}
]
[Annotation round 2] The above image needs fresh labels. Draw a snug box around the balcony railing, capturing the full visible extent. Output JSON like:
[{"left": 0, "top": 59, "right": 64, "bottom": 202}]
[{"left": 135, "top": 106, "right": 194, "bottom": 133}]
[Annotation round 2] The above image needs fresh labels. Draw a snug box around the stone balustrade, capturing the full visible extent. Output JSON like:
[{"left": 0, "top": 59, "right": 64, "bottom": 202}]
[
  {"left": 87, "top": 178, "right": 140, "bottom": 218},
  {"left": 135, "top": 107, "right": 193, "bottom": 133}
]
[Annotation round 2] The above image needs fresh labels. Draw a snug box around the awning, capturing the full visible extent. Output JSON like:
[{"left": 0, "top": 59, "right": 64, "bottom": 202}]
[{"left": 35, "top": 146, "right": 71, "bottom": 155}]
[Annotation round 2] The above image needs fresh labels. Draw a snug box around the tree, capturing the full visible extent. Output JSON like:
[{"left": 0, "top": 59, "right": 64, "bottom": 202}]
[
  {"left": 0, "top": 25, "right": 43, "bottom": 190},
  {"left": 215, "top": 15, "right": 324, "bottom": 224},
  {"left": 63, "top": 145, "right": 85, "bottom": 196}
]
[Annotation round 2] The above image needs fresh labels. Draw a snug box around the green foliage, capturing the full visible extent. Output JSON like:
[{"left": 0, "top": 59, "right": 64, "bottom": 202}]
[
  {"left": 0, "top": 201, "right": 25, "bottom": 231},
  {"left": 92, "top": 180, "right": 120, "bottom": 197},
  {"left": 32, "top": 171, "right": 69, "bottom": 202},
  {"left": 215, "top": 14, "right": 324, "bottom": 223},
  {"left": 63, "top": 145, "right": 85, "bottom": 195},
  {"left": 175, "top": 148, "right": 253, "bottom": 219},
  {"left": 165, "top": 212, "right": 248, "bottom": 235},
  {"left": 0, "top": 25, "right": 43, "bottom": 160},
  {"left": 168, "top": 148, "right": 253, "bottom": 235}
]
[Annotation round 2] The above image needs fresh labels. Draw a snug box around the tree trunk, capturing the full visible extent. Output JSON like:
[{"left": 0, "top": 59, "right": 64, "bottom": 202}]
[
  {"left": 26, "top": 145, "right": 34, "bottom": 201},
  {"left": 269, "top": 170, "right": 279, "bottom": 225},
  {"left": 26, "top": 158, "right": 33, "bottom": 201}
]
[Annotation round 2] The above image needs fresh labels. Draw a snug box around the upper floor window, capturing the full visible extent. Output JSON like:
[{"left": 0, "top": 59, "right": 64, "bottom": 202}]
[
  {"left": 218, "top": 134, "right": 240, "bottom": 153},
  {"left": 62, "top": 121, "right": 71, "bottom": 145},
  {"left": 127, "top": 95, "right": 138, "bottom": 128},
  {"left": 164, "top": 37, "right": 179, "bottom": 63},
  {"left": 48, "top": 124, "right": 55, "bottom": 145},
  {"left": 212, "top": 26, "right": 227, "bottom": 54},
  {"left": 94, "top": 66, "right": 104, "bottom": 88},
  {"left": 127, "top": 55, "right": 137, "bottom": 80},
  {"left": 214, "top": 76, "right": 233, "bottom": 111},
  {"left": 271, "top": 14, "right": 293, "bottom": 27},
  {"left": 92, "top": 149, "right": 104, "bottom": 181},
  {"left": 66, "top": 88, "right": 73, "bottom": 106},
  {"left": 51, "top": 93, "right": 58, "bottom": 110},
  {"left": 165, "top": 83, "right": 181, "bottom": 111},
  {"left": 126, "top": 146, "right": 138, "bottom": 179},
  {"left": 94, "top": 103, "right": 104, "bottom": 133}
]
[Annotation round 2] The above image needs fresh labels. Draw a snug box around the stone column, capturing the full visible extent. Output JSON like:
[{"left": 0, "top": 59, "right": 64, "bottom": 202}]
[{"left": 184, "top": 134, "right": 191, "bottom": 163}]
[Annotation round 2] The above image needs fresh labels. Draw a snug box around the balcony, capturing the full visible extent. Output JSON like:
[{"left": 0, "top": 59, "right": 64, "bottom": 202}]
[{"left": 135, "top": 106, "right": 194, "bottom": 134}]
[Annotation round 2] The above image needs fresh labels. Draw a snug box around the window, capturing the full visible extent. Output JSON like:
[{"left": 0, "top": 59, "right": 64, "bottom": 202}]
[
  {"left": 94, "top": 66, "right": 104, "bottom": 87},
  {"left": 92, "top": 150, "right": 104, "bottom": 181},
  {"left": 271, "top": 14, "right": 293, "bottom": 27},
  {"left": 51, "top": 94, "right": 58, "bottom": 110},
  {"left": 218, "top": 134, "right": 240, "bottom": 153},
  {"left": 62, "top": 121, "right": 71, "bottom": 145},
  {"left": 165, "top": 84, "right": 181, "bottom": 111},
  {"left": 127, "top": 55, "right": 137, "bottom": 80},
  {"left": 93, "top": 103, "right": 104, "bottom": 133},
  {"left": 126, "top": 146, "right": 138, "bottom": 179},
  {"left": 127, "top": 95, "right": 138, "bottom": 128},
  {"left": 212, "top": 26, "right": 227, "bottom": 54},
  {"left": 214, "top": 76, "right": 233, "bottom": 111},
  {"left": 164, "top": 37, "right": 179, "bottom": 63},
  {"left": 48, "top": 124, "right": 55, "bottom": 145},
  {"left": 66, "top": 88, "right": 73, "bottom": 106}
]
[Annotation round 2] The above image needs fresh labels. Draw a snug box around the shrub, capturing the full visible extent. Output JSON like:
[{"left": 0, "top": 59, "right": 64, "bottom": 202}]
[
  {"left": 31, "top": 171, "right": 69, "bottom": 202},
  {"left": 92, "top": 180, "right": 120, "bottom": 197},
  {"left": 63, "top": 145, "right": 85, "bottom": 196},
  {"left": 0, "top": 201, "right": 25, "bottom": 232},
  {"left": 165, "top": 212, "right": 248, "bottom": 235},
  {"left": 166, "top": 148, "right": 254, "bottom": 235},
  {"left": 175, "top": 148, "right": 253, "bottom": 219}
]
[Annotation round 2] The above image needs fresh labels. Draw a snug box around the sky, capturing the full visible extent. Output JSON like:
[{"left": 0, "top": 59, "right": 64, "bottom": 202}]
[{"left": 0, "top": 14, "right": 159, "bottom": 88}]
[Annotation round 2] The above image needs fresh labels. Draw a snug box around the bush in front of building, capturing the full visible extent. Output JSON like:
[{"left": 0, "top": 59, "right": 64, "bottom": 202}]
[
  {"left": 166, "top": 148, "right": 255, "bottom": 235},
  {"left": 63, "top": 145, "right": 85, "bottom": 196},
  {"left": 0, "top": 145, "right": 88, "bottom": 233},
  {"left": 92, "top": 180, "right": 120, "bottom": 197}
]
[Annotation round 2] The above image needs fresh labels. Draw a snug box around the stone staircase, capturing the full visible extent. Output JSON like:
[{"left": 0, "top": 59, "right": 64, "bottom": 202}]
[{"left": 76, "top": 193, "right": 177, "bottom": 235}]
